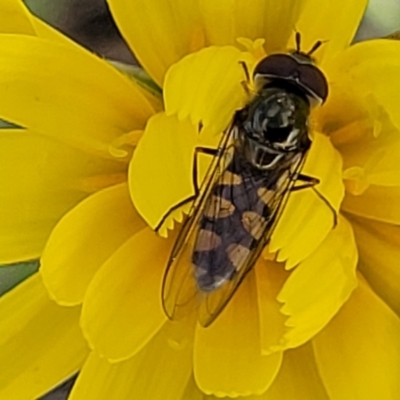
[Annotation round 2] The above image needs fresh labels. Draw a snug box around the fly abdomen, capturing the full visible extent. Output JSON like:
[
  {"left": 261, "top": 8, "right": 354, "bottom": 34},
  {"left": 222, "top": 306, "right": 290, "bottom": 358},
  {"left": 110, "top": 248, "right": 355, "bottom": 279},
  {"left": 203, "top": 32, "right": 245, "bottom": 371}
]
[{"left": 192, "top": 155, "right": 273, "bottom": 292}]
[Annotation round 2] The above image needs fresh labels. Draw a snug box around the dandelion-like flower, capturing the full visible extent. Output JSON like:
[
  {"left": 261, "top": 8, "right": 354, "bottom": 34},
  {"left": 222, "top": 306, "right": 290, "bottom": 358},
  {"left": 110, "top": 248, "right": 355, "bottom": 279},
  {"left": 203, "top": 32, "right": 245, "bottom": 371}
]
[{"left": 0, "top": 0, "right": 399, "bottom": 399}]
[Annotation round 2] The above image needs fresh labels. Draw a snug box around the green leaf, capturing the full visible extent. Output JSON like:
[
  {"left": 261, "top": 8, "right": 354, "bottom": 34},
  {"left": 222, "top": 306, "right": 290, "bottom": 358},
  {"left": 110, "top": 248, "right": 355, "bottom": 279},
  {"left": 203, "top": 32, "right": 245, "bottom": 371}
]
[
  {"left": 0, "top": 261, "right": 39, "bottom": 296},
  {"left": 109, "top": 60, "right": 162, "bottom": 97},
  {"left": 23, "top": 0, "right": 66, "bottom": 23},
  {"left": 0, "top": 119, "right": 20, "bottom": 129}
]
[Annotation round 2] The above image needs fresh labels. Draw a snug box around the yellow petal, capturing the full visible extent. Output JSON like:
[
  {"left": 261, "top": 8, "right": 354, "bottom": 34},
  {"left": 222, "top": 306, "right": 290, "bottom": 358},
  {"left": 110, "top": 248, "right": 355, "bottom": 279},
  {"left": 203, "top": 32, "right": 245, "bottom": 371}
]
[
  {"left": 0, "top": 130, "right": 124, "bottom": 264},
  {"left": 164, "top": 45, "right": 249, "bottom": 139},
  {"left": 270, "top": 132, "right": 344, "bottom": 268},
  {"left": 289, "top": 0, "right": 367, "bottom": 65},
  {"left": 200, "top": 0, "right": 307, "bottom": 54},
  {"left": 107, "top": 0, "right": 204, "bottom": 86},
  {"left": 342, "top": 185, "right": 400, "bottom": 224},
  {"left": 0, "top": 274, "right": 89, "bottom": 400},
  {"left": 181, "top": 376, "right": 204, "bottom": 400},
  {"left": 262, "top": 343, "right": 329, "bottom": 400},
  {"left": 349, "top": 216, "right": 400, "bottom": 316},
  {"left": 0, "top": 34, "right": 154, "bottom": 158},
  {"left": 313, "top": 277, "right": 400, "bottom": 400},
  {"left": 326, "top": 40, "right": 400, "bottom": 134},
  {"left": 277, "top": 217, "right": 358, "bottom": 349},
  {"left": 0, "top": 0, "right": 35, "bottom": 34},
  {"left": 340, "top": 137, "right": 400, "bottom": 192},
  {"left": 81, "top": 228, "right": 173, "bottom": 362},
  {"left": 69, "top": 321, "right": 194, "bottom": 400},
  {"left": 194, "top": 273, "right": 282, "bottom": 397},
  {"left": 324, "top": 90, "right": 400, "bottom": 191},
  {"left": 129, "top": 113, "right": 198, "bottom": 234},
  {"left": 41, "top": 183, "right": 145, "bottom": 305},
  {"left": 320, "top": 47, "right": 400, "bottom": 196},
  {"left": 255, "top": 259, "right": 289, "bottom": 354}
]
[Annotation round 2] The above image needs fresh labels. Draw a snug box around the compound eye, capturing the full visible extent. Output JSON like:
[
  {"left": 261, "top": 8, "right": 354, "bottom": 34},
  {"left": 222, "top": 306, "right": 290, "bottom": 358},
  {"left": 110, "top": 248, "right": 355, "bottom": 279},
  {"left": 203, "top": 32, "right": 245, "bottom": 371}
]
[
  {"left": 298, "top": 64, "right": 328, "bottom": 102},
  {"left": 253, "top": 54, "right": 297, "bottom": 79}
]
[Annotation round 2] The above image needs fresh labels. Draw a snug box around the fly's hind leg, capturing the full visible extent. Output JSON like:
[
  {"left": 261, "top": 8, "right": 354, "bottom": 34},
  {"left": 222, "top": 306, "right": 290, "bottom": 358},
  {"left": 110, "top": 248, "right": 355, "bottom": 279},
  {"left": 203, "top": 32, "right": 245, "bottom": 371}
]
[
  {"left": 154, "top": 146, "right": 218, "bottom": 233},
  {"left": 291, "top": 173, "right": 338, "bottom": 228}
]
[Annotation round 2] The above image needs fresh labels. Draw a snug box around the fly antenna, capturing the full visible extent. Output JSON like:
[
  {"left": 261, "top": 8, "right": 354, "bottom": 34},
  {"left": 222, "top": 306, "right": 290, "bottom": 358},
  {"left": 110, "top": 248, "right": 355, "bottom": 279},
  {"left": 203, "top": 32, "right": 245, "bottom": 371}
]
[
  {"left": 295, "top": 31, "right": 301, "bottom": 52},
  {"left": 307, "top": 40, "right": 323, "bottom": 56}
]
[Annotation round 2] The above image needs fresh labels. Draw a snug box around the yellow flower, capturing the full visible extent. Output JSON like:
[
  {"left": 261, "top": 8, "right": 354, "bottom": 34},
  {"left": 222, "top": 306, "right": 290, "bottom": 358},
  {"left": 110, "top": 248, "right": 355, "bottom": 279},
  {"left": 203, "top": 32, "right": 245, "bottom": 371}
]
[{"left": 0, "top": 0, "right": 399, "bottom": 399}]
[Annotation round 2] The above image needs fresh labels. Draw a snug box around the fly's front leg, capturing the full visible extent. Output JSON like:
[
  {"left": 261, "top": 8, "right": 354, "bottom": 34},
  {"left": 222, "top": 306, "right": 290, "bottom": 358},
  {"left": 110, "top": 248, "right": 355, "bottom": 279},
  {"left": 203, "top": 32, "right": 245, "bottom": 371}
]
[
  {"left": 191, "top": 146, "right": 219, "bottom": 195},
  {"left": 291, "top": 173, "right": 338, "bottom": 228},
  {"left": 154, "top": 146, "right": 218, "bottom": 233},
  {"left": 239, "top": 60, "right": 253, "bottom": 96}
]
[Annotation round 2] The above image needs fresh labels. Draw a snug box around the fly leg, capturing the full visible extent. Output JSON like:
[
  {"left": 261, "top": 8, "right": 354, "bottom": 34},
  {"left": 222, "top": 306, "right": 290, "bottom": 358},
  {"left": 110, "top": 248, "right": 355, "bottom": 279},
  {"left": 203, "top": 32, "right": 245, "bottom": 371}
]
[
  {"left": 239, "top": 61, "right": 253, "bottom": 96},
  {"left": 290, "top": 173, "right": 319, "bottom": 190},
  {"left": 155, "top": 146, "right": 219, "bottom": 233},
  {"left": 192, "top": 146, "right": 220, "bottom": 194},
  {"left": 239, "top": 60, "right": 250, "bottom": 82},
  {"left": 291, "top": 173, "right": 338, "bottom": 228}
]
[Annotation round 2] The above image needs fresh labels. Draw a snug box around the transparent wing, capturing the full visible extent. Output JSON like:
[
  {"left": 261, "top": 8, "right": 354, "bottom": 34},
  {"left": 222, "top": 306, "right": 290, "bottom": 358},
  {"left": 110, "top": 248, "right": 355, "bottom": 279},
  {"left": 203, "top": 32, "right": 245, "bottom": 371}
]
[
  {"left": 196, "top": 152, "right": 307, "bottom": 326},
  {"left": 162, "top": 124, "right": 308, "bottom": 327},
  {"left": 162, "top": 127, "right": 236, "bottom": 322}
]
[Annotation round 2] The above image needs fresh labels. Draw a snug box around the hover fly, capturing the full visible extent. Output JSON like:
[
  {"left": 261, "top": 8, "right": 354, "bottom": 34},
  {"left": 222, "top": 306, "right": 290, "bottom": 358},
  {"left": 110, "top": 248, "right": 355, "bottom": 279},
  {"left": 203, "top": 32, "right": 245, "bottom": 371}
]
[{"left": 161, "top": 34, "right": 330, "bottom": 327}]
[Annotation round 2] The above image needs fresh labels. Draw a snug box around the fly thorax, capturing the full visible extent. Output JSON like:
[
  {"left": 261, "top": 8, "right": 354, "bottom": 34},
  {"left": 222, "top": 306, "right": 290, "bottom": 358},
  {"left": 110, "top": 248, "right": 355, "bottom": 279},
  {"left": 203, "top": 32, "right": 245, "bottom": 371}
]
[{"left": 238, "top": 87, "right": 310, "bottom": 170}]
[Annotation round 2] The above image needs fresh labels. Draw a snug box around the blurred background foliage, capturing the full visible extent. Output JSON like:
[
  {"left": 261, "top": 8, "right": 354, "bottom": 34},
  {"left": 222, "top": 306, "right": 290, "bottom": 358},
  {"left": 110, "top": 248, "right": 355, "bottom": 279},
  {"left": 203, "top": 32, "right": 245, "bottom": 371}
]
[
  {"left": 24, "top": 0, "right": 136, "bottom": 63},
  {"left": 1, "top": 0, "right": 399, "bottom": 398}
]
